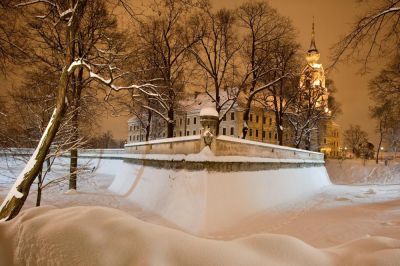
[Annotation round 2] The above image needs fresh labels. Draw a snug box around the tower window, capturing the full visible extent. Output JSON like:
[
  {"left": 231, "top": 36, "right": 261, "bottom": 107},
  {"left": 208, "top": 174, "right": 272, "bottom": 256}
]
[
  {"left": 230, "top": 127, "right": 234, "bottom": 135},
  {"left": 223, "top": 128, "right": 226, "bottom": 135},
  {"left": 231, "top": 112, "right": 235, "bottom": 120},
  {"left": 256, "top": 115, "right": 259, "bottom": 123},
  {"left": 194, "top": 117, "right": 197, "bottom": 124}
]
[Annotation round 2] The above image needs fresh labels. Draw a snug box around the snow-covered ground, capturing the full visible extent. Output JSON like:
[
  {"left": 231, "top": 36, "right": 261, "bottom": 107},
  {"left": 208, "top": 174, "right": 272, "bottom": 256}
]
[{"left": 0, "top": 156, "right": 400, "bottom": 265}]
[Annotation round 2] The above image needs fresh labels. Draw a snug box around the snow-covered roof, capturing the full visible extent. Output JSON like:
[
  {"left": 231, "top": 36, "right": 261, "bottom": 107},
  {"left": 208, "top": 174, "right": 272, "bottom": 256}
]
[{"left": 199, "top": 107, "right": 218, "bottom": 117}]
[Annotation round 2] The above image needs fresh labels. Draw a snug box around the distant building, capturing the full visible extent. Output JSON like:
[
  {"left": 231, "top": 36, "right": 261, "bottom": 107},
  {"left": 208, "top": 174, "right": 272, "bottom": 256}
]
[
  {"left": 300, "top": 20, "right": 341, "bottom": 157},
  {"left": 127, "top": 21, "right": 342, "bottom": 157}
]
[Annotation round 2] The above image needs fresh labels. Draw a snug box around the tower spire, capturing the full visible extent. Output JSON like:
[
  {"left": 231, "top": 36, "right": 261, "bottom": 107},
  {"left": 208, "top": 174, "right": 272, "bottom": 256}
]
[{"left": 308, "top": 16, "right": 318, "bottom": 53}]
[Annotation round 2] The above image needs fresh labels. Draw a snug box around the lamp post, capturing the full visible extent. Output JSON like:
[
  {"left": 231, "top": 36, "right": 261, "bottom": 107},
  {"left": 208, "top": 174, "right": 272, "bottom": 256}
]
[{"left": 380, "top": 146, "right": 384, "bottom": 161}]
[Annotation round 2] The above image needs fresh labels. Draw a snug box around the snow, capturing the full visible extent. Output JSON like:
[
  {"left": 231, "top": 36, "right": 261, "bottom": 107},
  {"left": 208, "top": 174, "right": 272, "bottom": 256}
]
[
  {"left": 217, "top": 135, "right": 323, "bottom": 155},
  {"left": 124, "top": 135, "right": 200, "bottom": 147},
  {"left": 0, "top": 156, "right": 400, "bottom": 263},
  {"left": 199, "top": 106, "right": 218, "bottom": 117},
  {"left": 0, "top": 206, "right": 399, "bottom": 266},
  {"left": 101, "top": 147, "right": 323, "bottom": 164}
]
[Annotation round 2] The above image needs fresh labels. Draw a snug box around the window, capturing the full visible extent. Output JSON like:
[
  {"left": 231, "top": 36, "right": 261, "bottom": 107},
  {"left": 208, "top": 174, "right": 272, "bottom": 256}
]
[
  {"left": 193, "top": 130, "right": 196, "bottom": 135},
  {"left": 250, "top": 114, "right": 253, "bottom": 122},
  {"left": 129, "top": 136, "right": 132, "bottom": 141},
  {"left": 231, "top": 112, "right": 235, "bottom": 120},
  {"left": 180, "top": 119, "right": 183, "bottom": 125},
  {"left": 223, "top": 114, "right": 226, "bottom": 121},
  {"left": 263, "top": 116, "right": 266, "bottom": 124},
  {"left": 163, "top": 132, "right": 165, "bottom": 137},
  {"left": 269, "top": 132, "right": 272, "bottom": 139},
  {"left": 256, "top": 115, "right": 259, "bottom": 123},
  {"left": 274, "top": 133, "right": 277, "bottom": 140},
  {"left": 230, "top": 127, "right": 234, "bottom": 135},
  {"left": 186, "top": 131, "right": 189, "bottom": 136},
  {"left": 137, "top": 135, "right": 139, "bottom": 141},
  {"left": 269, "top": 118, "right": 272, "bottom": 125},
  {"left": 223, "top": 128, "right": 226, "bottom": 135},
  {"left": 250, "top": 129, "right": 253, "bottom": 136},
  {"left": 194, "top": 117, "right": 197, "bottom": 124},
  {"left": 179, "top": 131, "right": 182, "bottom": 136},
  {"left": 262, "top": 131, "right": 266, "bottom": 139},
  {"left": 256, "top": 130, "right": 259, "bottom": 138},
  {"left": 187, "top": 118, "right": 190, "bottom": 125},
  {"left": 324, "top": 138, "right": 327, "bottom": 144}
]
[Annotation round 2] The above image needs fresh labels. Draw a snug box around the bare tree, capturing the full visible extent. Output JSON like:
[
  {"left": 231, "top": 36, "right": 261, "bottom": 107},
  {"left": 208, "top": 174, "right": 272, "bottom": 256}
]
[
  {"left": 331, "top": 0, "right": 400, "bottom": 70},
  {"left": 189, "top": 3, "right": 242, "bottom": 133},
  {"left": 369, "top": 57, "right": 400, "bottom": 162},
  {"left": 134, "top": 0, "right": 201, "bottom": 137},
  {"left": 237, "top": 1, "right": 296, "bottom": 140},
  {"left": 343, "top": 124, "right": 369, "bottom": 157},
  {"left": 0, "top": 0, "right": 152, "bottom": 221}
]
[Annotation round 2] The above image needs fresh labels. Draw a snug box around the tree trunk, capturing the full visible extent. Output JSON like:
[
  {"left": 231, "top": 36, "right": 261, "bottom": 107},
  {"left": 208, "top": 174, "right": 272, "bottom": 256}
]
[
  {"left": 46, "top": 158, "right": 51, "bottom": 172},
  {"left": 242, "top": 100, "right": 252, "bottom": 139},
  {"left": 69, "top": 68, "right": 82, "bottom": 190},
  {"left": 376, "top": 131, "right": 383, "bottom": 164},
  {"left": 145, "top": 109, "right": 152, "bottom": 141},
  {"left": 69, "top": 148, "right": 78, "bottom": 190},
  {"left": 167, "top": 108, "right": 174, "bottom": 138},
  {"left": 36, "top": 169, "right": 43, "bottom": 207}
]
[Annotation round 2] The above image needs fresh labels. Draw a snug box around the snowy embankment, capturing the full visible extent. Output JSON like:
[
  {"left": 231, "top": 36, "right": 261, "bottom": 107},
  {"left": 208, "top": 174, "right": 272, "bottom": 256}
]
[
  {"left": 326, "top": 159, "right": 400, "bottom": 185},
  {"left": 1, "top": 205, "right": 400, "bottom": 266},
  {"left": 108, "top": 147, "right": 330, "bottom": 234}
]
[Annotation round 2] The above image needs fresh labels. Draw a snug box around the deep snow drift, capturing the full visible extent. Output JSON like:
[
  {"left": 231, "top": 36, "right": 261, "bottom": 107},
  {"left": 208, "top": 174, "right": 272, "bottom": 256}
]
[
  {"left": 0, "top": 157, "right": 400, "bottom": 265},
  {"left": 1, "top": 205, "right": 400, "bottom": 266}
]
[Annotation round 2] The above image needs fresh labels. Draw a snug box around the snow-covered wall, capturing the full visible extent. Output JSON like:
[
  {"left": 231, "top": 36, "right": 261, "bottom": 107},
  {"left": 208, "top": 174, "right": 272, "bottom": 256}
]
[
  {"left": 118, "top": 137, "right": 329, "bottom": 233},
  {"left": 125, "top": 135, "right": 324, "bottom": 161},
  {"left": 108, "top": 161, "right": 331, "bottom": 234}
]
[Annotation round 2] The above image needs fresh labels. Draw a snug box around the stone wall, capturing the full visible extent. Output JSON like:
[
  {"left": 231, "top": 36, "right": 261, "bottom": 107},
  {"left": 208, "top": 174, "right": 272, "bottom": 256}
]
[{"left": 124, "top": 134, "right": 324, "bottom": 164}]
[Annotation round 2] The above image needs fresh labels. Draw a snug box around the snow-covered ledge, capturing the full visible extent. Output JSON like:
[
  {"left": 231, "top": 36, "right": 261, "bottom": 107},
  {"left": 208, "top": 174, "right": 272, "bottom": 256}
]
[{"left": 124, "top": 134, "right": 324, "bottom": 167}]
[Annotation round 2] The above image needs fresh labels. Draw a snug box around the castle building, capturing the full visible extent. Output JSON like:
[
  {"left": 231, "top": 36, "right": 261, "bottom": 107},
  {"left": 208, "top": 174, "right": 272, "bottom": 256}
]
[{"left": 127, "top": 21, "right": 342, "bottom": 157}]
